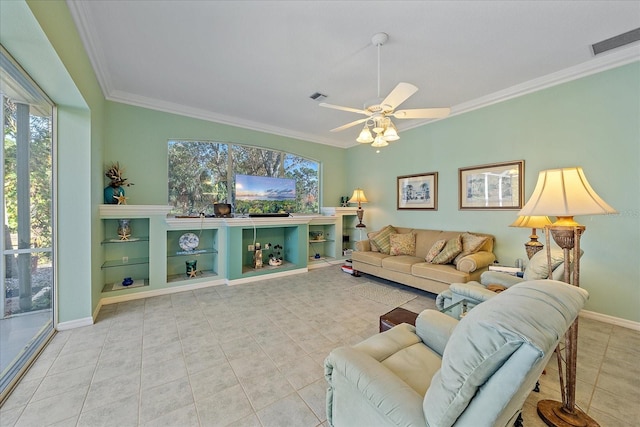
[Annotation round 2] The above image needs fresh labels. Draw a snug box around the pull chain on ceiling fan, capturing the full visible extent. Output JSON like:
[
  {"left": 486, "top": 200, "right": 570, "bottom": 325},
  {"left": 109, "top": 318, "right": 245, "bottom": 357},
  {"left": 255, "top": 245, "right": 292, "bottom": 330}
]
[{"left": 320, "top": 32, "right": 450, "bottom": 149}]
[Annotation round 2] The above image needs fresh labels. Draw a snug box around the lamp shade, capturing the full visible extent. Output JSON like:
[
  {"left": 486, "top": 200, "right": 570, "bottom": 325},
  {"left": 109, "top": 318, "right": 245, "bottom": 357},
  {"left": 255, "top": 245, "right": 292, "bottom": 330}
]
[
  {"left": 509, "top": 215, "right": 552, "bottom": 229},
  {"left": 348, "top": 188, "right": 368, "bottom": 204},
  {"left": 357, "top": 125, "right": 374, "bottom": 143},
  {"left": 519, "top": 167, "right": 617, "bottom": 224}
]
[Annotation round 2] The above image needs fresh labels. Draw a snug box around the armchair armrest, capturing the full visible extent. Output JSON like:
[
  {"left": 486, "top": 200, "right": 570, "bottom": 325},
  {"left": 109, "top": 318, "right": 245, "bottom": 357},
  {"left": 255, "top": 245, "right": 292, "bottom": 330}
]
[
  {"left": 325, "top": 346, "right": 426, "bottom": 426},
  {"left": 480, "top": 271, "right": 524, "bottom": 288},
  {"left": 354, "top": 240, "right": 371, "bottom": 252},
  {"left": 415, "top": 310, "right": 459, "bottom": 357},
  {"left": 456, "top": 251, "right": 497, "bottom": 273},
  {"left": 449, "top": 282, "right": 499, "bottom": 305}
]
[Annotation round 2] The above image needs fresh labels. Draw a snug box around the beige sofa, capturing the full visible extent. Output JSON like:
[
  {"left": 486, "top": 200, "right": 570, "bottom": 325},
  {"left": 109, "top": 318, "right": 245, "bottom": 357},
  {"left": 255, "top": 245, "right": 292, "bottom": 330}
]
[{"left": 352, "top": 226, "right": 496, "bottom": 295}]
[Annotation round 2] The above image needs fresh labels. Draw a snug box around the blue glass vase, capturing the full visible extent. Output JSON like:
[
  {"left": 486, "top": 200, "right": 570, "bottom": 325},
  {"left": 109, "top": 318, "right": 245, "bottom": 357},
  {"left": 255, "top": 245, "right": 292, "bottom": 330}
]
[{"left": 104, "top": 186, "right": 124, "bottom": 204}]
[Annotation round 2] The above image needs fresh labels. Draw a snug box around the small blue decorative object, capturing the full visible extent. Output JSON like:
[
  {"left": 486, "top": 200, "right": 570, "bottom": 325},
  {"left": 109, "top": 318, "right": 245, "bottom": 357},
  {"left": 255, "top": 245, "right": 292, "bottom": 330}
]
[
  {"left": 104, "top": 186, "right": 124, "bottom": 204},
  {"left": 186, "top": 260, "right": 197, "bottom": 277},
  {"left": 122, "top": 277, "right": 134, "bottom": 286}
]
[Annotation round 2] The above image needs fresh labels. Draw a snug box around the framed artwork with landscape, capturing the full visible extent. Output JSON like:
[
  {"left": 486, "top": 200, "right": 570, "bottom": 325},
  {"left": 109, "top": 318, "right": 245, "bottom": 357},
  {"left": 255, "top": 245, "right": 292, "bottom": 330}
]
[
  {"left": 397, "top": 172, "right": 438, "bottom": 210},
  {"left": 459, "top": 160, "right": 524, "bottom": 210}
]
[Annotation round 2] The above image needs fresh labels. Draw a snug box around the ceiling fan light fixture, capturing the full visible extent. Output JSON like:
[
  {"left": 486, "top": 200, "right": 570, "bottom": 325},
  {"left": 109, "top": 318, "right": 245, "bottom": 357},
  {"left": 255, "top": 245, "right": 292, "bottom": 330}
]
[
  {"left": 320, "top": 31, "right": 450, "bottom": 150},
  {"left": 372, "top": 117, "right": 385, "bottom": 134},
  {"left": 371, "top": 134, "right": 389, "bottom": 148},
  {"left": 383, "top": 121, "right": 399, "bottom": 141},
  {"left": 356, "top": 124, "right": 374, "bottom": 143}
]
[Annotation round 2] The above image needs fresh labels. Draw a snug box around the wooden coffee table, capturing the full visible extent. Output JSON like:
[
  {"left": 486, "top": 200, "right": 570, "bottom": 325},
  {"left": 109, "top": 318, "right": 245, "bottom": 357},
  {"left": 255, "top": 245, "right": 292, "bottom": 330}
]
[{"left": 379, "top": 307, "right": 419, "bottom": 332}]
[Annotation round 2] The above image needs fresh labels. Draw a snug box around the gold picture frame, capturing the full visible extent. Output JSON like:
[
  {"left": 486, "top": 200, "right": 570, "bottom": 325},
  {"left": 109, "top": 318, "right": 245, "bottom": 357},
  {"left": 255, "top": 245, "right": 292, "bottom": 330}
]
[
  {"left": 397, "top": 172, "right": 438, "bottom": 210},
  {"left": 459, "top": 161, "right": 524, "bottom": 210}
]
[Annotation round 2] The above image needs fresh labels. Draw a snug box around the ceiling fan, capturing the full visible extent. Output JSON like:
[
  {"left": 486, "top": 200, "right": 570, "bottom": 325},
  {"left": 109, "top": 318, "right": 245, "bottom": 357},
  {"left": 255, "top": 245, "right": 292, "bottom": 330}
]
[{"left": 320, "top": 32, "right": 450, "bottom": 148}]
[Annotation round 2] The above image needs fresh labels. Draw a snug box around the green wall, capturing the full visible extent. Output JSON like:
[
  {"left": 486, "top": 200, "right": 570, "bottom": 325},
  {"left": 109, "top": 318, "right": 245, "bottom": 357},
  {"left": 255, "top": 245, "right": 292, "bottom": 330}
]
[
  {"left": 346, "top": 62, "right": 640, "bottom": 322},
  {"left": 2, "top": 0, "right": 104, "bottom": 323},
  {"left": 104, "top": 102, "right": 346, "bottom": 207}
]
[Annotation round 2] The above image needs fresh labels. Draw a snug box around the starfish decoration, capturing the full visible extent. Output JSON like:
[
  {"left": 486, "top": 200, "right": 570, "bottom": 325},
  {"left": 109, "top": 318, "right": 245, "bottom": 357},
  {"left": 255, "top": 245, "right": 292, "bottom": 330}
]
[
  {"left": 188, "top": 269, "right": 198, "bottom": 278},
  {"left": 114, "top": 193, "right": 128, "bottom": 205},
  {"left": 119, "top": 232, "right": 131, "bottom": 241}
]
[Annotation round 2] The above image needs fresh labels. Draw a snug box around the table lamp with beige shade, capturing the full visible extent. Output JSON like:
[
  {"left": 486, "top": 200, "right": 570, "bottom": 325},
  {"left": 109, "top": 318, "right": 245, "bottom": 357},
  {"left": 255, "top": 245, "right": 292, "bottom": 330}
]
[
  {"left": 518, "top": 166, "right": 617, "bottom": 427},
  {"left": 510, "top": 215, "right": 553, "bottom": 259},
  {"left": 348, "top": 188, "right": 368, "bottom": 228}
]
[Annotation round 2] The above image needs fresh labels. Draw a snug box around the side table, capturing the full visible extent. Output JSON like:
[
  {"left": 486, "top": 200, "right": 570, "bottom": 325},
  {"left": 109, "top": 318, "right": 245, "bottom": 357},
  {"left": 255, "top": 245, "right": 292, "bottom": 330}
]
[{"left": 379, "top": 307, "right": 419, "bottom": 332}]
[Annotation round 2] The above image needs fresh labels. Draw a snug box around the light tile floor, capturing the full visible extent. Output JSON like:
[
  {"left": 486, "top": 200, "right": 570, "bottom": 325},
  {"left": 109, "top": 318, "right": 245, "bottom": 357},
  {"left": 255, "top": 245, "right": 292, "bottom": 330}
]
[{"left": 1, "top": 266, "right": 638, "bottom": 426}]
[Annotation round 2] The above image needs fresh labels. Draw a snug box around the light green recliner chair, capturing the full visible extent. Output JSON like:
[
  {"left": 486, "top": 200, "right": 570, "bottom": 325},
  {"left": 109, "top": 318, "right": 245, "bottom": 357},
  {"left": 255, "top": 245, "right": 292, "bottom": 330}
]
[
  {"left": 325, "top": 280, "right": 588, "bottom": 427},
  {"left": 435, "top": 248, "right": 582, "bottom": 311}
]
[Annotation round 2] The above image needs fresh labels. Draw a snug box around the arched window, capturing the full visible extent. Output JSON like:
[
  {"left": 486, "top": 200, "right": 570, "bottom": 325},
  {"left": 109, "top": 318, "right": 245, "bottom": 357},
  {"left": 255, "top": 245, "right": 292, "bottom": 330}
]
[{"left": 168, "top": 140, "right": 319, "bottom": 216}]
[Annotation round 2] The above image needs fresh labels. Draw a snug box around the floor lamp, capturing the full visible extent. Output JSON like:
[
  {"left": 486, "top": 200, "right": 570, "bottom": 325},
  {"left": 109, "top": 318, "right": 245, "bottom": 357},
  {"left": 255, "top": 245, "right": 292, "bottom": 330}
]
[
  {"left": 349, "top": 188, "right": 368, "bottom": 228},
  {"left": 518, "top": 167, "right": 617, "bottom": 427}
]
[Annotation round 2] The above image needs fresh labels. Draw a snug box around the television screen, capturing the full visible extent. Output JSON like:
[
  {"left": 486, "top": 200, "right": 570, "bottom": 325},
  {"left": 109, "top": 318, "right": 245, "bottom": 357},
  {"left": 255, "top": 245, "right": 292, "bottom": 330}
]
[{"left": 235, "top": 174, "right": 296, "bottom": 201}]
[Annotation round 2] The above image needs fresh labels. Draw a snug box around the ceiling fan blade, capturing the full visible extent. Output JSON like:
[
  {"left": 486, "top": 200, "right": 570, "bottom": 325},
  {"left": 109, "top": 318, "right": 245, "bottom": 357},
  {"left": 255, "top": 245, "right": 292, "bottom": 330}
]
[
  {"left": 393, "top": 107, "right": 451, "bottom": 119},
  {"left": 381, "top": 82, "right": 419, "bottom": 110},
  {"left": 330, "top": 118, "right": 368, "bottom": 132},
  {"left": 319, "top": 103, "right": 368, "bottom": 115}
]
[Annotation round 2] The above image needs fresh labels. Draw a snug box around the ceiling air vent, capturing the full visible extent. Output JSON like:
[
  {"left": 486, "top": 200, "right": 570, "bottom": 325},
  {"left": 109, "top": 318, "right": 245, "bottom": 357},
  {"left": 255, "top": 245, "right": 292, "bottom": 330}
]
[
  {"left": 592, "top": 27, "right": 640, "bottom": 56},
  {"left": 309, "top": 92, "right": 327, "bottom": 101}
]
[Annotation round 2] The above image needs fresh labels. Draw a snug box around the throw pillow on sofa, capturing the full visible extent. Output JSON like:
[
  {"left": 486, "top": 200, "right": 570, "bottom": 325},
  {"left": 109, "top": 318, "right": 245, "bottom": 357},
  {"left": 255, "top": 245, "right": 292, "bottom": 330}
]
[
  {"left": 367, "top": 231, "right": 380, "bottom": 252},
  {"left": 431, "top": 235, "right": 463, "bottom": 264},
  {"left": 425, "top": 239, "right": 447, "bottom": 262},
  {"left": 389, "top": 232, "right": 416, "bottom": 256},
  {"left": 370, "top": 225, "right": 397, "bottom": 255},
  {"left": 453, "top": 232, "right": 489, "bottom": 265}
]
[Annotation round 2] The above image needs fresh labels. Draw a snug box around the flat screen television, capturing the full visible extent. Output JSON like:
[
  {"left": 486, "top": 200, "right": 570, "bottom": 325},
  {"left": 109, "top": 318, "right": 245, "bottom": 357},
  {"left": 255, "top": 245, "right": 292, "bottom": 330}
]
[{"left": 234, "top": 174, "right": 296, "bottom": 214}]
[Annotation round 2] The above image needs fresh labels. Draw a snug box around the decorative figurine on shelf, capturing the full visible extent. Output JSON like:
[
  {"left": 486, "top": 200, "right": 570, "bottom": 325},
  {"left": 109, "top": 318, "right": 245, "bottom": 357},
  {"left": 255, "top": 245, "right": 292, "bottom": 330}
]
[
  {"left": 254, "top": 243, "right": 263, "bottom": 268},
  {"left": 104, "top": 162, "right": 134, "bottom": 204},
  {"left": 117, "top": 219, "right": 132, "bottom": 241},
  {"left": 268, "top": 243, "right": 283, "bottom": 266},
  {"left": 186, "top": 260, "right": 198, "bottom": 277},
  {"left": 122, "top": 277, "right": 134, "bottom": 286},
  {"left": 340, "top": 196, "right": 350, "bottom": 207}
]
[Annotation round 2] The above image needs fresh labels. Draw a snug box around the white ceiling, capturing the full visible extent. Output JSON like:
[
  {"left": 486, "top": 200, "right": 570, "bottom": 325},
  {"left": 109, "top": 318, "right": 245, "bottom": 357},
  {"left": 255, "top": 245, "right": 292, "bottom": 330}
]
[{"left": 67, "top": 1, "right": 640, "bottom": 148}]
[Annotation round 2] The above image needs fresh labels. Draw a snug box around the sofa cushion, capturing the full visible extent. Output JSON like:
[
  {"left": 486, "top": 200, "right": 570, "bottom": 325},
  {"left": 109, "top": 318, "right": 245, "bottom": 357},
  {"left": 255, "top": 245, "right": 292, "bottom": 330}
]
[
  {"left": 431, "top": 235, "right": 463, "bottom": 264},
  {"left": 453, "top": 233, "right": 489, "bottom": 264},
  {"left": 425, "top": 239, "right": 447, "bottom": 262},
  {"left": 381, "top": 343, "right": 442, "bottom": 396},
  {"left": 382, "top": 255, "right": 424, "bottom": 274},
  {"left": 352, "top": 250, "right": 389, "bottom": 267},
  {"left": 412, "top": 262, "right": 470, "bottom": 283},
  {"left": 390, "top": 233, "right": 416, "bottom": 256},
  {"left": 370, "top": 225, "right": 397, "bottom": 255}
]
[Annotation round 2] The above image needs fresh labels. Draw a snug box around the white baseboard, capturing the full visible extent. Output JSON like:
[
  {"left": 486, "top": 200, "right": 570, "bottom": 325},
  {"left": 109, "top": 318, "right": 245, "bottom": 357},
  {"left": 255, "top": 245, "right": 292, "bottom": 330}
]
[
  {"left": 99, "top": 278, "right": 227, "bottom": 306},
  {"left": 56, "top": 316, "right": 94, "bottom": 331},
  {"left": 580, "top": 309, "right": 640, "bottom": 331},
  {"left": 227, "top": 268, "right": 308, "bottom": 286}
]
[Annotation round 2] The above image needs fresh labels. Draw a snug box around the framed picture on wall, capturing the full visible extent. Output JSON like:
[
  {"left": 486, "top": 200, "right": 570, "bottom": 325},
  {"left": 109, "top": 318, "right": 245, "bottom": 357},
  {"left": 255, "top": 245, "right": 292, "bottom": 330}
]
[
  {"left": 458, "top": 160, "right": 524, "bottom": 210},
  {"left": 397, "top": 172, "right": 438, "bottom": 210}
]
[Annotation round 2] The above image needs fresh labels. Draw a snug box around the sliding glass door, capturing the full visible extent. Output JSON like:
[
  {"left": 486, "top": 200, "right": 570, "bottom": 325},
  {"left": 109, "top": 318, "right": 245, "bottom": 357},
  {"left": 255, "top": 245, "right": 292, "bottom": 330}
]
[{"left": 0, "top": 45, "right": 55, "bottom": 400}]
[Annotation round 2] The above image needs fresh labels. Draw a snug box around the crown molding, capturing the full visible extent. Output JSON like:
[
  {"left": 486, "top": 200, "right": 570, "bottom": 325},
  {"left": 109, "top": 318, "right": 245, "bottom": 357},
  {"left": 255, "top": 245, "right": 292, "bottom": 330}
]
[
  {"left": 106, "top": 90, "right": 348, "bottom": 149},
  {"left": 66, "top": 0, "right": 114, "bottom": 97},
  {"left": 402, "top": 46, "right": 640, "bottom": 133}
]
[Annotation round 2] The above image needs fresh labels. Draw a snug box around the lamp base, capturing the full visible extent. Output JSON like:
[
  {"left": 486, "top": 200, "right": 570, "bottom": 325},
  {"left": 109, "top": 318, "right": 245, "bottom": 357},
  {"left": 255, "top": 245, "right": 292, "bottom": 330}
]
[
  {"left": 355, "top": 207, "right": 366, "bottom": 228},
  {"left": 537, "top": 399, "right": 599, "bottom": 427},
  {"left": 524, "top": 242, "right": 544, "bottom": 259}
]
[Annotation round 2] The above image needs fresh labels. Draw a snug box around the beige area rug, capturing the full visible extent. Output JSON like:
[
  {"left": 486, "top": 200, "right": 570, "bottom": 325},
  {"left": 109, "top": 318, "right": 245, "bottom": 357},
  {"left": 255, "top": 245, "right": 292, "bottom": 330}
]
[{"left": 349, "top": 283, "right": 417, "bottom": 307}]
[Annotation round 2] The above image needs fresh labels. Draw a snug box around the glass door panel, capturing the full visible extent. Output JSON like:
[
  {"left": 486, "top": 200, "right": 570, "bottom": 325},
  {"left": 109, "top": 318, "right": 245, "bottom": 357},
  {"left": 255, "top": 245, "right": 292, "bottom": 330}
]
[{"left": 1, "top": 46, "right": 55, "bottom": 400}]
